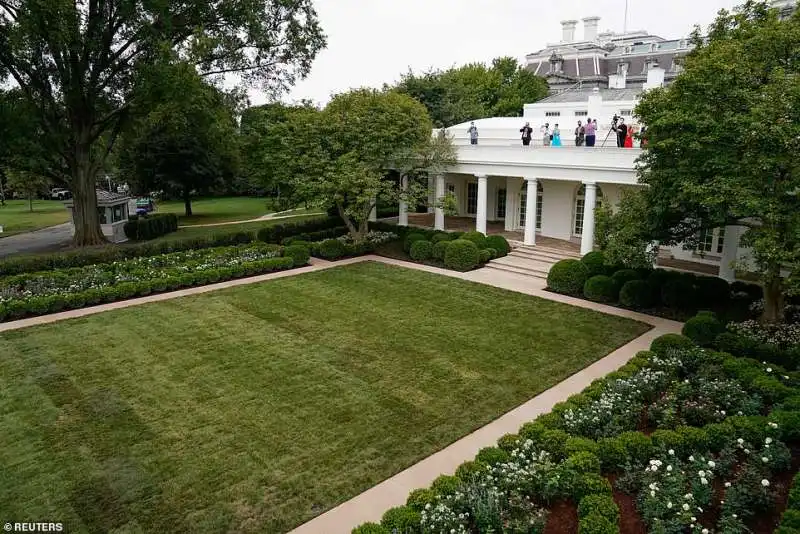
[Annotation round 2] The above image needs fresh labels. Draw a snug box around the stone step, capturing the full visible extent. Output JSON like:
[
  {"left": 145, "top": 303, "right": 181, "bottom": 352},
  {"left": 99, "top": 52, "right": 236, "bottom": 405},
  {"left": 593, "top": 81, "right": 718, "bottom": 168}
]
[
  {"left": 491, "top": 256, "right": 554, "bottom": 275},
  {"left": 510, "top": 248, "right": 580, "bottom": 263},
  {"left": 484, "top": 262, "right": 548, "bottom": 279},
  {"left": 517, "top": 245, "right": 582, "bottom": 260}
]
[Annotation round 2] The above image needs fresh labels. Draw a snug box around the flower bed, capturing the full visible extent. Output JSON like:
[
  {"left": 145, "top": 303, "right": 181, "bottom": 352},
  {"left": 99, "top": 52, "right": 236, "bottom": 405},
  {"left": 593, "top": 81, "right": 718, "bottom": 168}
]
[
  {"left": 352, "top": 333, "right": 800, "bottom": 534},
  {"left": 0, "top": 243, "right": 306, "bottom": 322}
]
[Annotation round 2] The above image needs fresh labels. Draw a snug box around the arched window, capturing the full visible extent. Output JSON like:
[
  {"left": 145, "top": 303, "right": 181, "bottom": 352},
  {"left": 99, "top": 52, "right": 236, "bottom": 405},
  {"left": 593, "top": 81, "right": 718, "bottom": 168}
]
[
  {"left": 573, "top": 184, "right": 603, "bottom": 236},
  {"left": 520, "top": 182, "right": 544, "bottom": 230}
]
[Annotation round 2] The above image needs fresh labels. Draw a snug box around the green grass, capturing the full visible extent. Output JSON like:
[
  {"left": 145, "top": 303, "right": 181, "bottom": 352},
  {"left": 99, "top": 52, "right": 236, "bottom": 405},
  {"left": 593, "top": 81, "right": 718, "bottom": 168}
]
[
  {"left": 156, "top": 197, "right": 317, "bottom": 226},
  {"left": 0, "top": 262, "right": 650, "bottom": 533},
  {"left": 0, "top": 200, "right": 71, "bottom": 237}
]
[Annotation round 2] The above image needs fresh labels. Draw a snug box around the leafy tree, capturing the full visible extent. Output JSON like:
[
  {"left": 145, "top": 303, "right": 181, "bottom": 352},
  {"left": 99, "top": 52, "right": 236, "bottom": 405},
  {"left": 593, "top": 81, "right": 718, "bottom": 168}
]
[
  {"left": 5, "top": 169, "right": 50, "bottom": 211},
  {"left": 117, "top": 62, "right": 240, "bottom": 216},
  {"left": 296, "top": 88, "right": 456, "bottom": 240},
  {"left": 392, "top": 57, "right": 549, "bottom": 127},
  {"left": 0, "top": 0, "right": 325, "bottom": 245},
  {"left": 635, "top": 0, "right": 800, "bottom": 322},
  {"left": 598, "top": 189, "right": 659, "bottom": 269}
]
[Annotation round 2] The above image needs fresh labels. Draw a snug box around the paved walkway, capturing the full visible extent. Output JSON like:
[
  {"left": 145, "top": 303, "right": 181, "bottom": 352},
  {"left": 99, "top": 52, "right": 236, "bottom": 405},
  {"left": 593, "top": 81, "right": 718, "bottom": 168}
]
[
  {"left": 0, "top": 255, "right": 682, "bottom": 533},
  {"left": 0, "top": 222, "right": 74, "bottom": 257}
]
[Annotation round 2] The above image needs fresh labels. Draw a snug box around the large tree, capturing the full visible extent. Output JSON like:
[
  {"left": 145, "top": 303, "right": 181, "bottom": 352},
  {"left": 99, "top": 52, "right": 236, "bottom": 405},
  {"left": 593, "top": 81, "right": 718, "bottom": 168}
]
[
  {"left": 117, "top": 61, "right": 240, "bottom": 216},
  {"left": 392, "top": 56, "right": 549, "bottom": 128},
  {"left": 295, "top": 88, "right": 456, "bottom": 240},
  {"left": 0, "top": 0, "right": 325, "bottom": 245},
  {"left": 635, "top": 0, "right": 800, "bottom": 322}
]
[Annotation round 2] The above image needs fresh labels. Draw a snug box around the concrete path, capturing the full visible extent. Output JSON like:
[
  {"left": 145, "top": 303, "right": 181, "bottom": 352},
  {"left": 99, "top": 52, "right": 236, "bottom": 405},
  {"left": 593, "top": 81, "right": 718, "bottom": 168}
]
[
  {"left": 0, "top": 255, "right": 682, "bottom": 533},
  {"left": 0, "top": 222, "right": 73, "bottom": 258}
]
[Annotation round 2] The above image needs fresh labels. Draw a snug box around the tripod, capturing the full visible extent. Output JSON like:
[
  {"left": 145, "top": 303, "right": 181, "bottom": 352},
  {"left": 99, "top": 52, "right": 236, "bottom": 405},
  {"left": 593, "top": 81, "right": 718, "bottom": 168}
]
[{"left": 601, "top": 123, "right": 619, "bottom": 148}]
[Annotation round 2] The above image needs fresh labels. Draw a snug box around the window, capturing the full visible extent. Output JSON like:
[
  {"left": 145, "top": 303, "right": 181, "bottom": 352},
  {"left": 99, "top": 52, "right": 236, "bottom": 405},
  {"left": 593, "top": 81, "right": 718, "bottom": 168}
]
[
  {"left": 619, "top": 110, "right": 633, "bottom": 117},
  {"left": 545, "top": 111, "right": 561, "bottom": 117},
  {"left": 112, "top": 205, "right": 124, "bottom": 223},
  {"left": 698, "top": 228, "right": 726, "bottom": 255},
  {"left": 97, "top": 207, "right": 107, "bottom": 225},
  {"left": 574, "top": 111, "right": 588, "bottom": 117},
  {"left": 616, "top": 62, "right": 629, "bottom": 76},
  {"left": 447, "top": 183, "right": 456, "bottom": 195},
  {"left": 497, "top": 189, "right": 506, "bottom": 218},
  {"left": 536, "top": 184, "right": 543, "bottom": 230},
  {"left": 573, "top": 185, "right": 603, "bottom": 236},
  {"left": 519, "top": 182, "right": 544, "bottom": 230},
  {"left": 467, "top": 182, "right": 478, "bottom": 215}
]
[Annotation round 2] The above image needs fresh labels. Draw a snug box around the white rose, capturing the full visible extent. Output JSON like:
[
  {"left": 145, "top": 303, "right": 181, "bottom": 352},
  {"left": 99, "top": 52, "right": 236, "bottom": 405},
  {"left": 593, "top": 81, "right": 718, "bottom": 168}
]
[
  {"left": 762, "top": 479, "right": 770, "bottom": 487},
  {"left": 683, "top": 503, "right": 690, "bottom": 511},
  {"left": 724, "top": 482, "right": 731, "bottom": 488},
  {"left": 667, "top": 501, "right": 673, "bottom": 509},
  {"left": 708, "top": 461, "right": 715, "bottom": 468},
  {"left": 766, "top": 437, "right": 773, "bottom": 444},
  {"left": 762, "top": 457, "right": 769, "bottom": 463},
  {"left": 668, "top": 449, "right": 675, "bottom": 455}
]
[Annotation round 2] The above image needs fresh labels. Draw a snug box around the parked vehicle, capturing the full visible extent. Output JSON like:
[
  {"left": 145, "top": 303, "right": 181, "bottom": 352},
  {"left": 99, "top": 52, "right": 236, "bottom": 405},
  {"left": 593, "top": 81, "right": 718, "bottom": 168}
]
[
  {"left": 135, "top": 197, "right": 156, "bottom": 215},
  {"left": 51, "top": 188, "right": 72, "bottom": 200}
]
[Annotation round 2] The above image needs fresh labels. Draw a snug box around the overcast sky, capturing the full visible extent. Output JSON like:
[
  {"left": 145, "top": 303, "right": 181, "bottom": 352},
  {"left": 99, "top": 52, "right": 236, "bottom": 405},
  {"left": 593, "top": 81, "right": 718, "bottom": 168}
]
[{"left": 254, "top": 0, "right": 744, "bottom": 107}]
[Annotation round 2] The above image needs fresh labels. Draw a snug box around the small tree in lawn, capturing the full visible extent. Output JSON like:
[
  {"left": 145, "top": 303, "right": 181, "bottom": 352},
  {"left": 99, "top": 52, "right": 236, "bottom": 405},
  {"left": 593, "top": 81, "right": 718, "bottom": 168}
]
[
  {"left": 5, "top": 169, "right": 49, "bottom": 212},
  {"left": 635, "top": 0, "right": 800, "bottom": 322}
]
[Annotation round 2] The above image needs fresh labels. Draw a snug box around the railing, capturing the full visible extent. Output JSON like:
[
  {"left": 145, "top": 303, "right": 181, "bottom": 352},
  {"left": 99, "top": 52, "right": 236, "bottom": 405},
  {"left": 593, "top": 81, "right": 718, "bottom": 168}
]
[{"left": 451, "top": 137, "right": 643, "bottom": 149}]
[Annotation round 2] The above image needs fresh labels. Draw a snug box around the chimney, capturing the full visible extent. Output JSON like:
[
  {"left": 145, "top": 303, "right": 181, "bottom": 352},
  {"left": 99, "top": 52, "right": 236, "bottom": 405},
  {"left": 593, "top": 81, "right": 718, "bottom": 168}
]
[
  {"left": 582, "top": 16, "right": 600, "bottom": 42},
  {"left": 561, "top": 20, "right": 578, "bottom": 43}
]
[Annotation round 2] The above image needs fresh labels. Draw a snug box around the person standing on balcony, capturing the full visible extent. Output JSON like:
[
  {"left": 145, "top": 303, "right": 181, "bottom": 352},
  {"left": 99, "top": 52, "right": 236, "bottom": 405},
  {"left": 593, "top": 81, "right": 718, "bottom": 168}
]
[
  {"left": 584, "top": 118, "right": 596, "bottom": 147},
  {"left": 541, "top": 123, "right": 551, "bottom": 147},
  {"left": 552, "top": 124, "right": 562, "bottom": 146},
  {"left": 520, "top": 122, "right": 533, "bottom": 146},
  {"left": 624, "top": 126, "right": 634, "bottom": 148},
  {"left": 467, "top": 122, "right": 479, "bottom": 145},
  {"left": 575, "top": 121, "right": 585, "bottom": 146},
  {"left": 614, "top": 117, "right": 628, "bottom": 148}
]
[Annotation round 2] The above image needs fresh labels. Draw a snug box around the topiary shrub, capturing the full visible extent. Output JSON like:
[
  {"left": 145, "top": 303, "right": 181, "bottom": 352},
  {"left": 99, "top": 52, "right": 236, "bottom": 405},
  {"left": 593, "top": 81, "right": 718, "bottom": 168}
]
[
  {"left": 564, "top": 452, "right": 601, "bottom": 474},
  {"left": 444, "top": 239, "right": 480, "bottom": 272},
  {"left": 682, "top": 313, "right": 725, "bottom": 347},
  {"left": 696, "top": 276, "right": 731, "bottom": 306},
  {"left": 619, "top": 279, "right": 654, "bottom": 309},
  {"left": 478, "top": 249, "right": 492, "bottom": 263},
  {"left": 431, "top": 240, "right": 451, "bottom": 261},
  {"left": 578, "top": 494, "right": 620, "bottom": 523},
  {"left": 352, "top": 522, "right": 389, "bottom": 534},
  {"left": 572, "top": 473, "right": 613, "bottom": 502},
  {"left": 566, "top": 436, "right": 600, "bottom": 456},
  {"left": 611, "top": 268, "right": 640, "bottom": 288},
  {"left": 650, "top": 333, "right": 695, "bottom": 356},
  {"left": 409, "top": 240, "right": 433, "bottom": 261},
  {"left": 283, "top": 244, "right": 311, "bottom": 267},
  {"left": 617, "top": 431, "right": 654, "bottom": 465},
  {"left": 484, "top": 235, "right": 510, "bottom": 257},
  {"left": 403, "top": 232, "right": 426, "bottom": 252},
  {"left": 461, "top": 231, "right": 487, "bottom": 249},
  {"left": 455, "top": 460, "right": 487, "bottom": 482},
  {"left": 317, "top": 238, "right": 347, "bottom": 259},
  {"left": 578, "top": 513, "right": 618, "bottom": 534},
  {"left": 547, "top": 259, "right": 589, "bottom": 296},
  {"left": 380, "top": 506, "right": 420, "bottom": 533},
  {"left": 583, "top": 275, "right": 618, "bottom": 303},
  {"left": 431, "top": 232, "right": 451, "bottom": 243},
  {"left": 475, "top": 446, "right": 510, "bottom": 466},
  {"left": 497, "top": 433, "right": 521, "bottom": 452},
  {"left": 406, "top": 488, "right": 437, "bottom": 512},
  {"left": 661, "top": 277, "right": 696, "bottom": 310},
  {"left": 581, "top": 251, "right": 608, "bottom": 277},
  {"left": 430, "top": 474, "right": 460, "bottom": 497},
  {"left": 596, "top": 437, "right": 626, "bottom": 471}
]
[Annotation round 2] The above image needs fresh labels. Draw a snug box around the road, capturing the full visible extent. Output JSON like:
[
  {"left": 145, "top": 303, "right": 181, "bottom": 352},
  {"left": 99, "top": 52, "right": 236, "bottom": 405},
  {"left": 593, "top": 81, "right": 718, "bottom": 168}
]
[{"left": 0, "top": 223, "right": 74, "bottom": 258}]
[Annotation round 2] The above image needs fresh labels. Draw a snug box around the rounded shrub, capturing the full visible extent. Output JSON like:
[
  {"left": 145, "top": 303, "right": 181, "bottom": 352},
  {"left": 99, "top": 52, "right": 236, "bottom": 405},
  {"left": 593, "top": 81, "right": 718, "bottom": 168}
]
[
  {"left": 352, "top": 523, "right": 389, "bottom": 534},
  {"left": 380, "top": 506, "right": 420, "bottom": 533},
  {"left": 431, "top": 233, "right": 451, "bottom": 243},
  {"left": 547, "top": 259, "right": 589, "bottom": 296},
  {"left": 461, "top": 231, "right": 487, "bottom": 249},
  {"left": 566, "top": 436, "right": 600, "bottom": 456},
  {"left": 578, "top": 494, "right": 620, "bottom": 523},
  {"left": 583, "top": 275, "right": 618, "bottom": 303},
  {"left": 475, "top": 446, "right": 510, "bottom": 466},
  {"left": 682, "top": 313, "right": 725, "bottom": 347},
  {"left": 430, "top": 474, "right": 460, "bottom": 497},
  {"left": 565, "top": 452, "right": 601, "bottom": 474},
  {"left": 573, "top": 473, "right": 613, "bottom": 502},
  {"left": 650, "top": 333, "right": 695, "bottom": 356},
  {"left": 431, "top": 240, "right": 451, "bottom": 261},
  {"left": 696, "top": 275, "right": 731, "bottom": 306},
  {"left": 403, "top": 232, "right": 426, "bottom": 253},
  {"left": 478, "top": 249, "right": 492, "bottom": 263},
  {"left": 406, "top": 488, "right": 437, "bottom": 512},
  {"left": 578, "top": 513, "right": 618, "bottom": 534},
  {"left": 443, "top": 239, "right": 480, "bottom": 272},
  {"left": 497, "top": 433, "right": 521, "bottom": 452},
  {"left": 484, "top": 235, "right": 510, "bottom": 257},
  {"left": 611, "top": 268, "right": 640, "bottom": 288},
  {"left": 596, "top": 437, "right": 626, "bottom": 471},
  {"left": 704, "top": 421, "right": 736, "bottom": 452},
  {"left": 449, "top": 231, "right": 465, "bottom": 240},
  {"left": 409, "top": 240, "right": 433, "bottom": 261},
  {"left": 581, "top": 251, "right": 608, "bottom": 277},
  {"left": 455, "top": 460, "right": 487, "bottom": 482},
  {"left": 617, "top": 432, "right": 654, "bottom": 465},
  {"left": 283, "top": 244, "right": 311, "bottom": 267},
  {"left": 486, "top": 248, "right": 498, "bottom": 259},
  {"left": 661, "top": 277, "right": 696, "bottom": 310}
]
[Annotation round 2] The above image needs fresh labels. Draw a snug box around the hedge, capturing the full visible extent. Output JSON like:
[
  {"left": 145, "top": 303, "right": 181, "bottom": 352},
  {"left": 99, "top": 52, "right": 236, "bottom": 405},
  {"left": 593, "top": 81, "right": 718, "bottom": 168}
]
[
  {"left": 682, "top": 312, "right": 725, "bottom": 347},
  {"left": 547, "top": 259, "right": 589, "bottom": 296},
  {"left": 478, "top": 249, "right": 492, "bottom": 263},
  {"left": 403, "top": 233, "right": 426, "bottom": 253},
  {"left": 123, "top": 213, "right": 179, "bottom": 241},
  {"left": 444, "top": 239, "right": 480, "bottom": 271},
  {"left": 581, "top": 251, "right": 607, "bottom": 277},
  {"left": 650, "top": 333, "right": 695, "bottom": 356},
  {"left": 283, "top": 244, "right": 311, "bottom": 268},
  {"left": 431, "top": 240, "right": 451, "bottom": 261},
  {"left": 409, "top": 240, "right": 433, "bottom": 261},
  {"left": 583, "top": 275, "right": 617, "bottom": 303},
  {"left": 484, "top": 235, "right": 510, "bottom": 257},
  {"left": 610, "top": 268, "right": 640, "bottom": 289},
  {"left": 255, "top": 216, "right": 344, "bottom": 244},
  {"left": 619, "top": 279, "right": 653, "bottom": 309},
  {"left": 461, "top": 231, "right": 487, "bottom": 250}
]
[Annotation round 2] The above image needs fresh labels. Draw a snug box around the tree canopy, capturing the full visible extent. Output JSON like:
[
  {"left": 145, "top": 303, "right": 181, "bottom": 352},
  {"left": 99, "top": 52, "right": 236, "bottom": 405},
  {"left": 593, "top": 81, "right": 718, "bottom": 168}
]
[
  {"left": 392, "top": 56, "right": 549, "bottom": 128},
  {"left": 0, "top": 0, "right": 325, "bottom": 245},
  {"left": 635, "top": 0, "right": 800, "bottom": 322}
]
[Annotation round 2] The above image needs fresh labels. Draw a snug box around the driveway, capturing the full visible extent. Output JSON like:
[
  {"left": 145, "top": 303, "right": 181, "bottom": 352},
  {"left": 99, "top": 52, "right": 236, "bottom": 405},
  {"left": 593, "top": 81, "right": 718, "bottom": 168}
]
[{"left": 0, "top": 223, "right": 74, "bottom": 258}]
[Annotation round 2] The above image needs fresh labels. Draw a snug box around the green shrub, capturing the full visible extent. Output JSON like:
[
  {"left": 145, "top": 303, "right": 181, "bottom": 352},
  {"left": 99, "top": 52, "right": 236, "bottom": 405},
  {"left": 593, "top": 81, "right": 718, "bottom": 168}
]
[
  {"left": 406, "top": 488, "right": 437, "bottom": 512},
  {"left": 409, "top": 240, "right": 433, "bottom": 261},
  {"left": 597, "top": 438, "right": 626, "bottom": 471},
  {"left": 566, "top": 437, "right": 599, "bottom": 456},
  {"left": 611, "top": 269, "right": 640, "bottom": 288},
  {"left": 728, "top": 415, "right": 768, "bottom": 445},
  {"left": 789, "top": 474, "right": 800, "bottom": 508},
  {"left": 661, "top": 277, "right": 695, "bottom": 310},
  {"left": 431, "top": 240, "right": 451, "bottom": 261},
  {"left": 485, "top": 248, "right": 498, "bottom": 259},
  {"left": 478, "top": 249, "right": 492, "bottom": 263},
  {"left": 650, "top": 334, "right": 695, "bottom": 357},
  {"left": 583, "top": 275, "right": 618, "bottom": 303},
  {"left": 403, "top": 233, "right": 426, "bottom": 252},
  {"left": 443, "top": 239, "right": 480, "bottom": 272},
  {"left": 380, "top": 506, "right": 420, "bottom": 533},
  {"left": 547, "top": 259, "right": 589, "bottom": 296},
  {"left": 675, "top": 426, "right": 710, "bottom": 454},
  {"left": 581, "top": 251, "right": 608, "bottom": 277},
  {"left": 770, "top": 410, "right": 800, "bottom": 442},
  {"left": 578, "top": 494, "right": 620, "bottom": 523},
  {"left": 696, "top": 276, "right": 731, "bottom": 305},
  {"left": 782, "top": 510, "right": 800, "bottom": 529},
  {"left": 431, "top": 233, "right": 451, "bottom": 243},
  {"left": 283, "top": 244, "right": 311, "bottom": 267},
  {"left": 682, "top": 313, "right": 725, "bottom": 347},
  {"left": 572, "top": 474, "right": 613, "bottom": 502},
  {"left": 352, "top": 522, "right": 389, "bottom": 534},
  {"left": 704, "top": 421, "right": 736, "bottom": 452},
  {"left": 484, "top": 235, "right": 510, "bottom": 257},
  {"left": 449, "top": 231, "right": 464, "bottom": 240},
  {"left": 455, "top": 460, "right": 487, "bottom": 482},
  {"left": 578, "top": 513, "right": 618, "bottom": 534},
  {"left": 475, "top": 446, "right": 510, "bottom": 466},
  {"left": 519, "top": 422, "right": 548, "bottom": 443},
  {"left": 430, "top": 474, "right": 460, "bottom": 497},
  {"left": 617, "top": 432, "right": 654, "bottom": 465},
  {"left": 542, "top": 429, "right": 570, "bottom": 460},
  {"left": 461, "top": 231, "right": 487, "bottom": 249},
  {"left": 123, "top": 213, "right": 179, "bottom": 241},
  {"left": 564, "top": 452, "right": 601, "bottom": 474},
  {"left": 497, "top": 433, "right": 521, "bottom": 452},
  {"left": 752, "top": 375, "right": 793, "bottom": 404},
  {"left": 317, "top": 238, "right": 347, "bottom": 259}
]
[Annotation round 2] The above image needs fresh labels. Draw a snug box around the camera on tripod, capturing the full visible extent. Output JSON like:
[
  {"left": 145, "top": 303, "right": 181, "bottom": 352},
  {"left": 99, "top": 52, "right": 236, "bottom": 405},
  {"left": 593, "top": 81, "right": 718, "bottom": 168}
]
[{"left": 611, "top": 114, "right": 620, "bottom": 128}]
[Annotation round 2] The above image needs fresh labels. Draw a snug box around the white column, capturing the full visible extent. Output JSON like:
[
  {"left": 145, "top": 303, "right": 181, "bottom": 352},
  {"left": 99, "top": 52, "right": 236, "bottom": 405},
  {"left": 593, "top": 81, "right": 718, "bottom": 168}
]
[
  {"left": 476, "top": 174, "right": 488, "bottom": 235},
  {"left": 719, "top": 225, "right": 741, "bottom": 282},
  {"left": 398, "top": 176, "right": 409, "bottom": 226},
  {"left": 434, "top": 174, "right": 445, "bottom": 231},
  {"left": 504, "top": 178, "right": 515, "bottom": 232},
  {"left": 524, "top": 178, "right": 538, "bottom": 246},
  {"left": 580, "top": 182, "right": 597, "bottom": 255},
  {"left": 368, "top": 196, "right": 377, "bottom": 222}
]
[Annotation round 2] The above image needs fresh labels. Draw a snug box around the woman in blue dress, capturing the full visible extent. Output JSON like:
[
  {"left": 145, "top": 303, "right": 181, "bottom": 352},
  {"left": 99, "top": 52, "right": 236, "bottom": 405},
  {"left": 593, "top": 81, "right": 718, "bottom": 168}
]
[{"left": 552, "top": 124, "right": 562, "bottom": 146}]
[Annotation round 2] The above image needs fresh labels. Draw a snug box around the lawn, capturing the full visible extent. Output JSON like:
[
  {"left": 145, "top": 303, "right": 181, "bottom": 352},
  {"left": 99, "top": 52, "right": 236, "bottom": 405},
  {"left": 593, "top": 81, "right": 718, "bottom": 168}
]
[
  {"left": 156, "top": 197, "right": 319, "bottom": 226},
  {"left": 0, "top": 200, "right": 71, "bottom": 237},
  {"left": 0, "top": 262, "right": 650, "bottom": 533}
]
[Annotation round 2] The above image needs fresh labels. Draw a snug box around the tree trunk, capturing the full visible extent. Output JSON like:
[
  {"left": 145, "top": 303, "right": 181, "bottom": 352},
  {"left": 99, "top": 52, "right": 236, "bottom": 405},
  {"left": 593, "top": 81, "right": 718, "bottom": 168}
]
[
  {"left": 184, "top": 190, "right": 193, "bottom": 216},
  {"left": 28, "top": 193, "right": 33, "bottom": 212},
  {"left": 336, "top": 201, "right": 360, "bottom": 240},
  {"left": 71, "top": 162, "right": 107, "bottom": 246},
  {"left": 762, "top": 274, "right": 785, "bottom": 323}
]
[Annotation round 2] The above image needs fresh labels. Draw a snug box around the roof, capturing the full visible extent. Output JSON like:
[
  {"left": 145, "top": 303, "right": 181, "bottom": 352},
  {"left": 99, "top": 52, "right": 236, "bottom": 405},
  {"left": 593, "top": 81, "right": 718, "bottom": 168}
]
[
  {"left": 95, "top": 189, "right": 131, "bottom": 205},
  {"left": 536, "top": 87, "right": 642, "bottom": 104}
]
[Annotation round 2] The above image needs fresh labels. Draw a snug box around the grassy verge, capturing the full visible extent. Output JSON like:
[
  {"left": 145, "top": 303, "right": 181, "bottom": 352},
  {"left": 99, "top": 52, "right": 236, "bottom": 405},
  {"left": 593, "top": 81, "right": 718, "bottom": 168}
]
[
  {"left": 0, "top": 261, "right": 650, "bottom": 533},
  {"left": 0, "top": 200, "right": 71, "bottom": 237}
]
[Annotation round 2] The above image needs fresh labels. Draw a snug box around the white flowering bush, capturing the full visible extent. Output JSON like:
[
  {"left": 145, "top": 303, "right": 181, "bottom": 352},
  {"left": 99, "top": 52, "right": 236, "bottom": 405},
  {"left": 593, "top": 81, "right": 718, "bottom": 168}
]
[
  {"left": 647, "top": 377, "right": 762, "bottom": 428},
  {"left": 337, "top": 231, "right": 397, "bottom": 246},
  {"left": 727, "top": 319, "right": 800, "bottom": 349}
]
